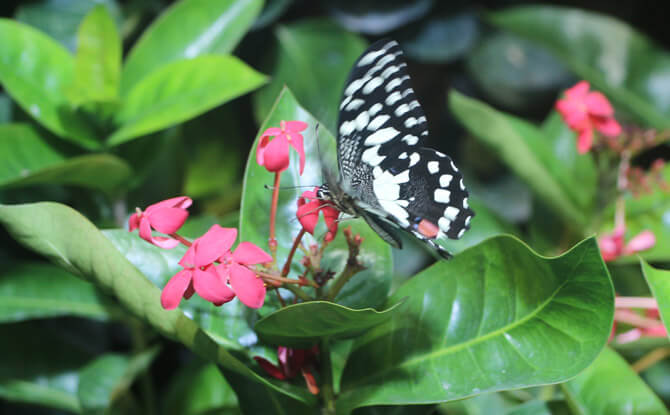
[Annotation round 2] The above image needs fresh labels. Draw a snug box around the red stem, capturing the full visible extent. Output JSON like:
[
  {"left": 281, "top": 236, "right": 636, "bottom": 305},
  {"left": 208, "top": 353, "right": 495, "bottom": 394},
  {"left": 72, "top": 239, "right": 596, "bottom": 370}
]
[
  {"left": 169, "top": 233, "right": 192, "bottom": 247},
  {"left": 268, "top": 172, "right": 282, "bottom": 260},
  {"left": 282, "top": 228, "right": 306, "bottom": 277}
]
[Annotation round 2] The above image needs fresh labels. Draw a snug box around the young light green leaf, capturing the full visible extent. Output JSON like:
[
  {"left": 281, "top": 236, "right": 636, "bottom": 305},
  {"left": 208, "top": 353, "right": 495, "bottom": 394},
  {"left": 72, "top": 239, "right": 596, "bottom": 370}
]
[
  {"left": 0, "top": 202, "right": 317, "bottom": 407},
  {"left": 641, "top": 259, "right": 670, "bottom": 338},
  {"left": 110, "top": 55, "right": 266, "bottom": 146},
  {"left": 338, "top": 236, "right": 614, "bottom": 413},
  {"left": 121, "top": 0, "right": 263, "bottom": 93},
  {"left": 255, "top": 301, "right": 403, "bottom": 347},
  {"left": 489, "top": 5, "right": 670, "bottom": 129},
  {"left": 253, "top": 19, "right": 367, "bottom": 133},
  {"left": 0, "top": 19, "right": 99, "bottom": 148},
  {"left": 0, "top": 124, "right": 132, "bottom": 191},
  {"left": 70, "top": 5, "right": 121, "bottom": 106},
  {"left": 561, "top": 347, "right": 668, "bottom": 415},
  {"left": 449, "top": 91, "right": 589, "bottom": 227}
]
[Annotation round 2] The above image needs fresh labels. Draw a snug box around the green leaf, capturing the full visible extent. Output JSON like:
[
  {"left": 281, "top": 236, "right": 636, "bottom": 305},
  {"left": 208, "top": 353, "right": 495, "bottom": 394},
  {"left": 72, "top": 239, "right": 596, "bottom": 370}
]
[
  {"left": 110, "top": 55, "right": 266, "bottom": 145},
  {"left": 0, "top": 261, "right": 120, "bottom": 323},
  {"left": 69, "top": 5, "right": 121, "bottom": 106},
  {"left": 163, "top": 362, "right": 238, "bottom": 415},
  {"left": 121, "top": 0, "right": 263, "bottom": 93},
  {"left": 253, "top": 20, "right": 367, "bottom": 133},
  {"left": 0, "top": 202, "right": 317, "bottom": 407},
  {"left": 641, "top": 260, "right": 670, "bottom": 338},
  {"left": 15, "top": 0, "right": 122, "bottom": 52},
  {"left": 0, "top": 124, "right": 132, "bottom": 191},
  {"left": 561, "top": 347, "right": 668, "bottom": 415},
  {"left": 255, "top": 301, "right": 402, "bottom": 347},
  {"left": 337, "top": 236, "right": 614, "bottom": 413},
  {"left": 0, "top": 19, "right": 99, "bottom": 149},
  {"left": 240, "top": 87, "right": 393, "bottom": 309},
  {"left": 488, "top": 5, "right": 670, "bottom": 129},
  {"left": 448, "top": 91, "right": 589, "bottom": 227},
  {"left": 78, "top": 347, "right": 160, "bottom": 413}
]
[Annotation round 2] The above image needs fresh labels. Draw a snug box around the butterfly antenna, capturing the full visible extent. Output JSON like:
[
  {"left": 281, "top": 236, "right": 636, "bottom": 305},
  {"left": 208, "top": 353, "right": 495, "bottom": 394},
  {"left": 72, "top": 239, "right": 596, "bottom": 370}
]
[{"left": 264, "top": 184, "right": 316, "bottom": 191}]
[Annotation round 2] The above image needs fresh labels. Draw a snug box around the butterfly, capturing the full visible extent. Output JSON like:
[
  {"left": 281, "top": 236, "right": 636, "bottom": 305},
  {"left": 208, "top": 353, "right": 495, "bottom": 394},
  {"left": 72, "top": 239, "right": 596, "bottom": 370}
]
[{"left": 316, "top": 39, "right": 474, "bottom": 259}]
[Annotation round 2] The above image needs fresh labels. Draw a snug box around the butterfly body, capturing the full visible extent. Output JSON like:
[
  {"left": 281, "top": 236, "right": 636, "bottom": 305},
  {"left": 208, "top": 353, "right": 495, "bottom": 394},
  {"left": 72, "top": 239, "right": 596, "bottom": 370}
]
[{"left": 319, "top": 39, "right": 474, "bottom": 259}]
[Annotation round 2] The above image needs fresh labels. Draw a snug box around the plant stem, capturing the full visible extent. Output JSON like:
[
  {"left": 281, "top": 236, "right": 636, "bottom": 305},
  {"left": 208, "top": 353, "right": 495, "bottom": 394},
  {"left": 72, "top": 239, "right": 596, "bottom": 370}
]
[
  {"left": 614, "top": 309, "right": 661, "bottom": 329},
  {"left": 268, "top": 172, "right": 282, "bottom": 262},
  {"left": 320, "top": 338, "right": 336, "bottom": 415},
  {"left": 282, "top": 228, "right": 305, "bottom": 277},
  {"left": 283, "top": 284, "right": 313, "bottom": 302},
  {"left": 632, "top": 347, "right": 670, "bottom": 373},
  {"left": 169, "top": 232, "right": 192, "bottom": 247},
  {"left": 326, "top": 265, "right": 362, "bottom": 301}
]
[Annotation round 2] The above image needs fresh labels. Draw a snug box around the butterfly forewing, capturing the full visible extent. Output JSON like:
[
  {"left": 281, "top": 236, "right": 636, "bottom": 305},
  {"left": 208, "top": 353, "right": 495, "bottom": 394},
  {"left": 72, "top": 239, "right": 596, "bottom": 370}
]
[{"left": 332, "top": 39, "right": 474, "bottom": 258}]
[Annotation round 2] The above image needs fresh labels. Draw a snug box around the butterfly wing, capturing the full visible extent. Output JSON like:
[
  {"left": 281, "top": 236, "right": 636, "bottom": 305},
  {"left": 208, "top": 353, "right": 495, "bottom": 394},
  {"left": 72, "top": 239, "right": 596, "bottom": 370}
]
[{"left": 335, "top": 39, "right": 474, "bottom": 258}]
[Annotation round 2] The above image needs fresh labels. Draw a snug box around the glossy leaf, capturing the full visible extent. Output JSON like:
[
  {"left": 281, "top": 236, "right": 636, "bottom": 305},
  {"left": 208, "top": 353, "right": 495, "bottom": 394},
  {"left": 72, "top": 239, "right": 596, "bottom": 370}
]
[
  {"left": 110, "top": 55, "right": 266, "bottom": 145},
  {"left": 14, "top": 0, "right": 122, "bottom": 52},
  {"left": 0, "top": 202, "right": 317, "bottom": 407},
  {"left": 255, "top": 301, "right": 402, "bottom": 347},
  {"left": 338, "top": 236, "right": 614, "bottom": 413},
  {"left": 489, "top": 5, "right": 670, "bottom": 129},
  {"left": 561, "top": 347, "right": 668, "bottom": 414},
  {"left": 641, "top": 260, "right": 670, "bottom": 337},
  {"left": 0, "top": 19, "right": 98, "bottom": 148},
  {"left": 69, "top": 5, "right": 121, "bottom": 106},
  {"left": 326, "top": 0, "right": 433, "bottom": 35},
  {"left": 240, "top": 87, "right": 393, "bottom": 310},
  {"left": 0, "top": 124, "right": 132, "bottom": 191},
  {"left": 252, "top": 0, "right": 293, "bottom": 29},
  {"left": 0, "top": 261, "right": 120, "bottom": 323},
  {"left": 449, "top": 91, "right": 590, "bottom": 227},
  {"left": 121, "top": 0, "right": 263, "bottom": 93},
  {"left": 78, "top": 348, "right": 160, "bottom": 413},
  {"left": 163, "top": 362, "right": 238, "bottom": 415},
  {"left": 253, "top": 20, "right": 367, "bottom": 133}
]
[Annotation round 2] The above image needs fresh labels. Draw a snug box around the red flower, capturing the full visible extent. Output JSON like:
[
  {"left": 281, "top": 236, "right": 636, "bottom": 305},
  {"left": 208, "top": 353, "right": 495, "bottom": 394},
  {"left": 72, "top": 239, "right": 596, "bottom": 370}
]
[
  {"left": 129, "top": 196, "right": 192, "bottom": 249},
  {"left": 297, "top": 188, "right": 340, "bottom": 242},
  {"left": 256, "top": 120, "right": 308, "bottom": 174},
  {"left": 254, "top": 346, "right": 320, "bottom": 394},
  {"left": 217, "top": 242, "right": 272, "bottom": 309},
  {"left": 161, "top": 225, "right": 237, "bottom": 309},
  {"left": 598, "top": 225, "right": 656, "bottom": 262},
  {"left": 555, "top": 81, "right": 622, "bottom": 154}
]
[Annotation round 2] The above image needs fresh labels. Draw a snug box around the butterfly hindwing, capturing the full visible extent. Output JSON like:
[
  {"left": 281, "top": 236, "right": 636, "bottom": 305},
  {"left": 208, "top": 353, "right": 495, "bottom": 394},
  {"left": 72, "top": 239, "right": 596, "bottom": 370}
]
[{"left": 332, "top": 39, "right": 474, "bottom": 258}]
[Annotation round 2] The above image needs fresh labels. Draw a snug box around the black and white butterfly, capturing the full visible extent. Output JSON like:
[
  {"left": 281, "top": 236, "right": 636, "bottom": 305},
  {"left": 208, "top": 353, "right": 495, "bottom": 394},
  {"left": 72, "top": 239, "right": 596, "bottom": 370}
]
[{"left": 316, "top": 39, "right": 474, "bottom": 259}]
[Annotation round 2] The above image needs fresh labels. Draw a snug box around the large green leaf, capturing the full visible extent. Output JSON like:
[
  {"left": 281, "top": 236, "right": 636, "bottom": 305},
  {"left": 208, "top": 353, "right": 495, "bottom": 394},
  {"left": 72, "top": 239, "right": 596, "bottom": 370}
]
[
  {"left": 488, "top": 5, "right": 670, "bottom": 129},
  {"left": 240, "top": 87, "right": 393, "bottom": 310},
  {"left": 0, "top": 261, "right": 120, "bottom": 323},
  {"left": 253, "top": 20, "right": 367, "bottom": 133},
  {"left": 449, "top": 91, "right": 590, "bottom": 228},
  {"left": 255, "top": 301, "right": 402, "bottom": 347},
  {"left": 561, "top": 347, "right": 668, "bottom": 415},
  {"left": 641, "top": 260, "right": 670, "bottom": 338},
  {"left": 163, "top": 362, "right": 239, "bottom": 415},
  {"left": 121, "top": 0, "right": 263, "bottom": 93},
  {"left": 0, "top": 19, "right": 98, "bottom": 149},
  {"left": 0, "top": 124, "right": 132, "bottom": 191},
  {"left": 77, "top": 348, "right": 160, "bottom": 414},
  {"left": 69, "top": 5, "right": 121, "bottom": 106},
  {"left": 0, "top": 202, "right": 317, "bottom": 407},
  {"left": 110, "top": 55, "right": 266, "bottom": 145},
  {"left": 337, "top": 236, "right": 614, "bottom": 413}
]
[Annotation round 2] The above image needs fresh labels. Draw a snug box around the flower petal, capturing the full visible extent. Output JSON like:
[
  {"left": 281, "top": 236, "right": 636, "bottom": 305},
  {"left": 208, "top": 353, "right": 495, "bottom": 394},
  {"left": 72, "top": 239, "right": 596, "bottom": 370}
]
[
  {"left": 138, "top": 217, "right": 153, "bottom": 243},
  {"left": 585, "top": 91, "right": 614, "bottom": 117},
  {"left": 148, "top": 207, "right": 189, "bottom": 234},
  {"left": 297, "top": 200, "right": 321, "bottom": 234},
  {"left": 179, "top": 244, "right": 197, "bottom": 268},
  {"left": 593, "top": 117, "right": 622, "bottom": 137},
  {"left": 128, "top": 213, "right": 140, "bottom": 231},
  {"left": 194, "top": 225, "right": 238, "bottom": 266},
  {"left": 564, "top": 81, "right": 590, "bottom": 100},
  {"left": 232, "top": 241, "right": 272, "bottom": 265},
  {"left": 284, "top": 120, "right": 308, "bottom": 132},
  {"left": 193, "top": 266, "right": 235, "bottom": 304},
  {"left": 229, "top": 263, "right": 266, "bottom": 309},
  {"left": 146, "top": 196, "right": 192, "bottom": 213},
  {"left": 576, "top": 128, "right": 593, "bottom": 154},
  {"left": 161, "top": 269, "right": 192, "bottom": 309},
  {"left": 624, "top": 230, "right": 656, "bottom": 254},
  {"left": 150, "top": 236, "right": 180, "bottom": 249},
  {"left": 253, "top": 356, "right": 286, "bottom": 380},
  {"left": 289, "top": 132, "right": 306, "bottom": 175},
  {"left": 261, "top": 135, "right": 290, "bottom": 173}
]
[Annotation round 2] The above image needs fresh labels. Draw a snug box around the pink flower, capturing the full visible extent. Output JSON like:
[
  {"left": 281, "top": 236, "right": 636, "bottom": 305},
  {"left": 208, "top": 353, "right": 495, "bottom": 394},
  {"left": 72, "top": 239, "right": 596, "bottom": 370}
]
[
  {"left": 129, "top": 196, "right": 192, "bottom": 249},
  {"left": 217, "top": 241, "right": 272, "bottom": 309},
  {"left": 555, "top": 81, "right": 622, "bottom": 154},
  {"left": 254, "top": 346, "right": 320, "bottom": 394},
  {"left": 297, "top": 188, "right": 340, "bottom": 242},
  {"left": 161, "top": 225, "right": 237, "bottom": 309},
  {"left": 598, "top": 225, "right": 656, "bottom": 262},
  {"left": 256, "top": 120, "right": 308, "bottom": 174}
]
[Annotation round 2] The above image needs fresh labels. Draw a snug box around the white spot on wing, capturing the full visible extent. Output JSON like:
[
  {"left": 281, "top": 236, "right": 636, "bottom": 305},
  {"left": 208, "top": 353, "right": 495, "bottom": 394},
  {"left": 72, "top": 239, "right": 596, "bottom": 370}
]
[
  {"left": 439, "top": 174, "right": 452, "bottom": 187},
  {"left": 368, "top": 103, "right": 383, "bottom": 116},
  {"left": 463, "top": 198, "right": 469, "bottom": 209},
  {"left": 402, "top": 135, "right": 418, "bottom": 145},
  {"left": 358, "top": 49, "right": 384, "bottom": 66},
  {"left": 362, "top": 146, "right": 385, "bottom": 166},
  {"left": 409, "top": 152, "right": 420, "bottom": 167},
  {"left": 404, "top": 117, "right": 418, "bottom": 128},
  {"left": 398, "top": 152, "right": 408, "bottom": 159},
  {"left": 339, "top": 121, "right": 355, "bottom": 136},
  {"left": 368, "top": 114, "right": 390, "bottom": 130},
  {"left": 386, "top": 91, "right": 402, "bottom": 106},
  {"left": 457, "top": 229, "right": 465, "bottom": 238},
  {"left": 438, "top": 217, "right": 451, "bottom": 233},
  {"left": 345, "top": 78, "right": 366, "bottom": 96},
  {"left": 379, "top": 200, "right": 410, "bottom": 227},
  {"left": 364, "top": 127, "right": 399, "bottom": 145},
  {"left": 363, "top": 76, "right": 383, "bottom": 94},
  {"left": 345, "top": 98, "right": 365, "bottom": 111},
  {"left": 385, "top": 77, "right": 402, "bottom": 92},
  {"left": 427, "top": 161, "right": 439, "bottom": 174},
  {"left": 465, "top": 216, "right": 472, "bottom": 226},
  {"left": 381, "top": 65, "right": 400, "bottom": 79},
  {"left": 355, "top": 111, "right": 369, "bottom": 131},
  {"left": 434, "top": 189, "right": 451, "bottom": 203},
  {"left": 395, "top": 104, "right": 410, "bottom": 116},
  {"left": 444, "top": 206, "right": 459, "bottom": 221}
]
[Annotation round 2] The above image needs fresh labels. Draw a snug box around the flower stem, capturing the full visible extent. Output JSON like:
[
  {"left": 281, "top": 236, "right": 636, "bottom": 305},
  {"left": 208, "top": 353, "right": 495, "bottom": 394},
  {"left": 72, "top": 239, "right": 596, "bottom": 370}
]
[
  {"left": 632, "top": 347, "right": 670, "bottom": 373},
  {"left": 320, "top": 339, "right": 336, "bottom": 415},
  {"left": 325, "top": 265, "right": 362, "bottom": 301},
  {"left": 283, "top": 284, "right": 313, "bottom": 302},
  {"left": 614, "top": 309, "right": 660, "bottom": 329},
  {"left": 169, "top": 232, "right": 192, "bottom": 247},
  {"left": 268, "top": 172, "right": 282, "bottom": 262},
  {"left": 282, "top": 228, "right": 306, "bottom": 277},
  {"left": 615, "top": 296, "right": 658, "bottom": 309}
]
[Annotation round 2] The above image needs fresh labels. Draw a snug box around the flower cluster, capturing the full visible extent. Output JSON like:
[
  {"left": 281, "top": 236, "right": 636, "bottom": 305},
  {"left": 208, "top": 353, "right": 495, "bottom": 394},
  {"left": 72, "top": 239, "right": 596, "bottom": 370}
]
[
  {"left": 555, "top": 81, "right": 621, "bottom": 154},
  {"left": 256, "top": 120, "right": 307, "bottom": 174},
  {"left": 128, "top": 196, "right": 192, "bottom": 249},
  {"left": 254, "top": 346, "right": 320, "bottom": 394},
  {"left": 297, "top": 188, "right": 339, "bottom": 242},
  {"left": 597, "top": 225, "right": 656, "bottom": 262}
]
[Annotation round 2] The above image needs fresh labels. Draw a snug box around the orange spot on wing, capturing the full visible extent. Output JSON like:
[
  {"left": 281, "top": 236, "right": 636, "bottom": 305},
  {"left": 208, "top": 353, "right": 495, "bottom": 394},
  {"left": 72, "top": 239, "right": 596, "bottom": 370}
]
[{"left": 418, "top": 219, "right": 439, "bottom": 239}]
